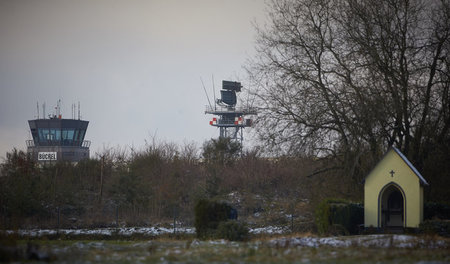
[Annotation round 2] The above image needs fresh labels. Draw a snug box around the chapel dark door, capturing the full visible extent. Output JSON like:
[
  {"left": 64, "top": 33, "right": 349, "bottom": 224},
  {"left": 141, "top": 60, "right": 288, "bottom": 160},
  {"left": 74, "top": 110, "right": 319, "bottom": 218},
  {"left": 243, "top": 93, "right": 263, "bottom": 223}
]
[{"left": 381, "top": 185, "right": 404, "bottom": 228}]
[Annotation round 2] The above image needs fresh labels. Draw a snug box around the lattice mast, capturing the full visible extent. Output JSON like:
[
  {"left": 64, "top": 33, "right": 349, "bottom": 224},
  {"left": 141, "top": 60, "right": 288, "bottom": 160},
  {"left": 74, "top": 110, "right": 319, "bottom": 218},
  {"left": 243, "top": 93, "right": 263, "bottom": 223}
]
[{"left": 205, "top": 80, "right": 257, "bottom": 145}]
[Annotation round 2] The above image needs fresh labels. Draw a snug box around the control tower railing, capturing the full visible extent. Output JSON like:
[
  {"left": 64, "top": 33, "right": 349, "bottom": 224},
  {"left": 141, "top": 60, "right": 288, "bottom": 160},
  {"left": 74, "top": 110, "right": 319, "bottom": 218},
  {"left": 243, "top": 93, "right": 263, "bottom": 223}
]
[
  {"left": 205, "top": 105, "right": 258, "bottom": 115},
  {"left": 26, "top": 140, "right": 91, "bottom": 148},
  {"left": 26, "top": 140, "right": 34, "bottom": 147}
]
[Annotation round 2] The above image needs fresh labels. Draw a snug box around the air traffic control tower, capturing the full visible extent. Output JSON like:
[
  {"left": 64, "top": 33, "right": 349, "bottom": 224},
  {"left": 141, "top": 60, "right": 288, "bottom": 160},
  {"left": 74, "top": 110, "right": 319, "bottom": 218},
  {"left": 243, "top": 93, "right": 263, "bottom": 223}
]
[
  {"left": 205, "top": 80, "right": 257, "bottom": 144},
  {"left": 26, "top": 101, "right": 90, "bottom": 163}
]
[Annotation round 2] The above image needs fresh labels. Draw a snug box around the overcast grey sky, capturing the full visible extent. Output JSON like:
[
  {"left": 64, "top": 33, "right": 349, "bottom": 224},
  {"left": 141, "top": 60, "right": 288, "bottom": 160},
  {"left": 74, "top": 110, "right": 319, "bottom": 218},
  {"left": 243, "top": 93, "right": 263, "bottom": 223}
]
[{"left": 0, "top": 0, "right": 267, "bottom": 158}]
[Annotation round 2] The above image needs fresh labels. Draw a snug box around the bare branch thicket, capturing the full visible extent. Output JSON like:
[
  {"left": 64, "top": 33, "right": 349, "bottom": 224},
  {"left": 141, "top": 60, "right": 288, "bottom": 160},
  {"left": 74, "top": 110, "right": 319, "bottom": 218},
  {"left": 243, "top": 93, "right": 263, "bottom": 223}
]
[{"left": 247, "top": 0, "right": 450, "bottom": 183}]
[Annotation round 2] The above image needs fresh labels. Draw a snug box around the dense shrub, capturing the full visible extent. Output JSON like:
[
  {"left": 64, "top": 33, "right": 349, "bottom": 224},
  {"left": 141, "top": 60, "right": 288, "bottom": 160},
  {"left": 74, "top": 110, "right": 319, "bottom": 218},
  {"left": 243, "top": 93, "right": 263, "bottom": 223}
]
[
  {"left": 424, "top": 202, "right": 450, "bottom": 220},
  {"left": 315, "top": 199, "right": 363, "bottom": 235},
  {"left": 315, "top": 199, "right": 332, "bottom": 235},
  {"left": 419, "top": 220, "right": 450, "bottom": 237},
  {"left": 194, "top": 199, "right": 235, "bottom": 239},
  {"left": 216, "top": 220, "right": 249, "bottom": 241}
]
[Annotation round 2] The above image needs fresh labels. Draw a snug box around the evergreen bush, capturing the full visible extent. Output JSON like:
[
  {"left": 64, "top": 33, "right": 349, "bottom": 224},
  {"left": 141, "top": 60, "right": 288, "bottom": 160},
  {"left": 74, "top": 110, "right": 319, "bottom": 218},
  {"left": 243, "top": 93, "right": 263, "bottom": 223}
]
[
  {"left": 419, "top": 220, "right": 450, "bottom": 237},
  {"left": 315, "top": 199, "right": 331, "bottom": 235},
  {"left": 194, "top": 199, "right": 235, "bottom": 239},
  {"left": 315, "top": 199, "right": 363, "bottom": 235}
]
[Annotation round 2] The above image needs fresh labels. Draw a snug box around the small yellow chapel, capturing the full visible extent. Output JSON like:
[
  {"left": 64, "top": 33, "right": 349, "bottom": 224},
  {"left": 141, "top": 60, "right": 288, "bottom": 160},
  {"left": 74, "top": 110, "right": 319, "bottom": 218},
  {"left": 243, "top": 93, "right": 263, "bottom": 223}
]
[{"left": 364, "top": 147, "right": 428, "bottom": 229}]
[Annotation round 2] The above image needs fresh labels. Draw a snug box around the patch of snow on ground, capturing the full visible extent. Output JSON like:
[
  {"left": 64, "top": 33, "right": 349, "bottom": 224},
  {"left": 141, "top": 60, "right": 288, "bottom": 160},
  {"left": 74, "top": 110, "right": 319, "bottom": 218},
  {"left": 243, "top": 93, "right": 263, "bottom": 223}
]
[
  {"left": 270, "top": 236, "right": 351, "bottom": 248},
  {"left": 269, "top": 234, "right": 448, "bottom": 249},
  {"left": 249, "top": 226, "right": 287, "bottom": 234},
  {"left": 4, "top": 228, "right": 448, "bottom": 250},
  {"left": 7, "top": 226, "right": 287, "bottom": 237},
  {"left": 4, "top": 226, "right": 196, "bottom": 237},
  {"left": 227, "top": 191, "right": 242, "bottom": 204},
  {"left": 208, "top": 239, "right": 228, "bottom": 245}
]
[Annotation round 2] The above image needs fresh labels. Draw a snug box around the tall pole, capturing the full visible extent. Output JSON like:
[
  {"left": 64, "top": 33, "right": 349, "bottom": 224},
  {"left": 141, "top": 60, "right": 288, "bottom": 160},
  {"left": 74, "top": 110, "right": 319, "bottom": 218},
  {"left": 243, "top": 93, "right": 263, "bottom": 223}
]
[{"left": 99, "top": 156, "right": 104, "bottom": 203}]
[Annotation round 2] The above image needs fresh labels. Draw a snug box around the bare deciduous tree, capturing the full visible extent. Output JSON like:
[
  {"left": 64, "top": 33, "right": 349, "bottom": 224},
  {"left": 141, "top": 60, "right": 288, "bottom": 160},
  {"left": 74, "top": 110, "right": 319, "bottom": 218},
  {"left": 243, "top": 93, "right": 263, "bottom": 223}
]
[{"left": 247, "top": 0, "right": 450, "bottom": 186}]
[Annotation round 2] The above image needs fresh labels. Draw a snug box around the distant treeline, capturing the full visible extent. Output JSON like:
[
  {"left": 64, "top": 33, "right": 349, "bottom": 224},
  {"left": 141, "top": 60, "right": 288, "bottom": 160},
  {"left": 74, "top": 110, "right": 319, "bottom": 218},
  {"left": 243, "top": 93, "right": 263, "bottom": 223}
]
[{"left": 0, "top": 138, "right": 448, "bottom": 229}]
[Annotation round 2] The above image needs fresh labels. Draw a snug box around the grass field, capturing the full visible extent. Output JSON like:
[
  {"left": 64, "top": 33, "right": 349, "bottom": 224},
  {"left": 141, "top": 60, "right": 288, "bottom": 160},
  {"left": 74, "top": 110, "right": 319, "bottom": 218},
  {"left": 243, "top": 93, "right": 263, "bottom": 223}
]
[{"left": 1, "top": 234, "right": 449, "bottom": 263}]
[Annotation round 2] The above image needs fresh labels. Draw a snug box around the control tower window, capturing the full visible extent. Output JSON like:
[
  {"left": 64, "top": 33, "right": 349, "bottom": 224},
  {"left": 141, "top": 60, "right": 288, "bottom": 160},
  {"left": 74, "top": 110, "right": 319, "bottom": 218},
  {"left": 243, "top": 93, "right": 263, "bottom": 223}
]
[
  {"left": 38, "top": 128, "right": 63, "bottom": 143},
  {"left": 61, "top": 129, "right": 76, "bottom": 145},
  {"left": 55, "top": 130, "right": 61, "bottom": 140},
  {"left": 79, "top": 130, "right": 85, "bottom": 141},
  {"left": 74, "top": 130, "right": 79, "bottom": 142},
  {"left": 30, "top": 128, "right": 38, "bottom": 141},
  {"left": 67, "top": 129, "right": 74, "bottom": 140},
  {"left": 62, "top": 129, "right": 75, "bottom": 140},
  {"left": 39, "top": 129, "right": 49, "bottom": 142},
  {"left": 49, "top": 129, "right": 57, "bottom": 140}
]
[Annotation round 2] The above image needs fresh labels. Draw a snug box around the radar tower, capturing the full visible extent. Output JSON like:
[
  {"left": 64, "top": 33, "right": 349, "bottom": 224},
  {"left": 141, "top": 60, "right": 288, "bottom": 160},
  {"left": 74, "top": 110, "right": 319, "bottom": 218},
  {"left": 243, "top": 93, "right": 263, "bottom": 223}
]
[{"left": 205, "top": 80, "right": 257, "bottom": 146}]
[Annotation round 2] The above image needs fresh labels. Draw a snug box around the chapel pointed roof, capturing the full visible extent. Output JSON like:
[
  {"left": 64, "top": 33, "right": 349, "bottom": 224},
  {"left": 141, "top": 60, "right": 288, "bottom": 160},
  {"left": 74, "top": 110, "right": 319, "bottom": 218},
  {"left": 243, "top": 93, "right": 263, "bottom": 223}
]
[{"left": 390, "top": 146, "right": 429, "bottom": 186}]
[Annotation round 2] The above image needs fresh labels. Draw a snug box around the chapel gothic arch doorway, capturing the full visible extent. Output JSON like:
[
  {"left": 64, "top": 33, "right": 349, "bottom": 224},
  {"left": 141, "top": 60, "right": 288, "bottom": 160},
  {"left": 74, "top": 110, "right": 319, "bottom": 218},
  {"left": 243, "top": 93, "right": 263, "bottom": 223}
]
[{"left": 379, "top": 183, "right": 405, "bottom": 228}]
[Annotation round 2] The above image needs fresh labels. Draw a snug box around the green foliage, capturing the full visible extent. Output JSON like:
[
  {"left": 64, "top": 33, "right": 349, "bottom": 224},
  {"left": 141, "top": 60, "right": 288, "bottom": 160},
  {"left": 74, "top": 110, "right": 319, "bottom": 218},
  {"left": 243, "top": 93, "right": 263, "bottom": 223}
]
[
  {"left": 109, "top": 172, "right": 150, "bottom": 207},
  {"left": 419, "top": 220, "right": 450, "bottom": 237},
  {"left": 216, "top": 220, "right": 249, "bottom": 241},
  {"left": 315, "top": 199, "right": 331, "bottom": 235},
  {"left": 315, "top": 199, "right": 363, "bottom": 235},
  {"left": 0, "top": 149, "right": 46, "bottom": 218},
  {"left": 202, "top": 137, "right": 241, "bottom": 165},
  {"left": 194, "top": 199, "right": 235, "bottom": 239}
]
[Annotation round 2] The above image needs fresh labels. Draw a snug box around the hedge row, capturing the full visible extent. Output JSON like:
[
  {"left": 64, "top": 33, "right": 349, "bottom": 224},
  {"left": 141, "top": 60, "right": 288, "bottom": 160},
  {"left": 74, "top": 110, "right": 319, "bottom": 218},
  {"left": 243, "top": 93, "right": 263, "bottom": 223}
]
[
  {"left": 419, "top": 220, "right": 450, "bottom": 237},
  {"left": 424, "top": 202, "right": 450, "bottom": 220},
  {"left": 315, "top": 199, "right": 363, "bottom": 235}
]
